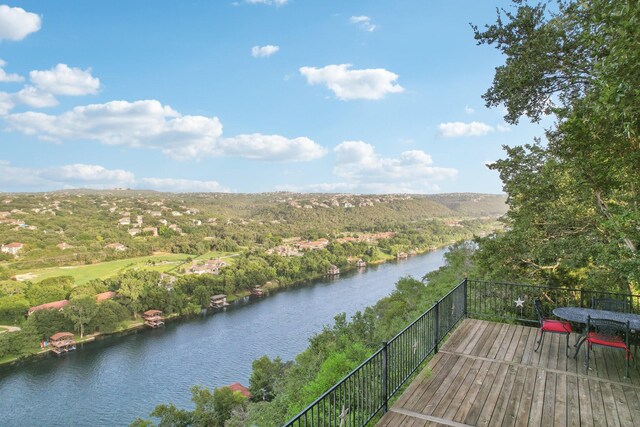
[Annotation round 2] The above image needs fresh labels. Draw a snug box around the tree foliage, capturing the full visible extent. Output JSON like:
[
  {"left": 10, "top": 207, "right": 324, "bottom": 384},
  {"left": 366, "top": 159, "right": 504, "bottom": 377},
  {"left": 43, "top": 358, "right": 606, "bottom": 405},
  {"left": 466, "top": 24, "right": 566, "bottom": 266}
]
[{"left": 473, "top": 0, "right": 640, "bottom": 291}]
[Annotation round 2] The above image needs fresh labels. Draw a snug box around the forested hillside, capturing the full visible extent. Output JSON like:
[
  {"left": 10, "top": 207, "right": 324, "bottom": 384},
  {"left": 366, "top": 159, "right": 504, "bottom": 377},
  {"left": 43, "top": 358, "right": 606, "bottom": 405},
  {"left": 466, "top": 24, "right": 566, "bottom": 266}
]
[{"left": 0, "top": 192, "right": 505, "bottom": 276}]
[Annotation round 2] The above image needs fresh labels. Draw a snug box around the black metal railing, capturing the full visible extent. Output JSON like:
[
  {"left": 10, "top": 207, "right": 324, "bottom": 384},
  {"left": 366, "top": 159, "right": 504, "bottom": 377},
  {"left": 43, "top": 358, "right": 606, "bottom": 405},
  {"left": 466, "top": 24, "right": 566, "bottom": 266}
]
[
  {"left": 466, "top": 279, "right": 640, "bottom": 324},
  {"left": 283, "top": 279, "right": 639, "bottom": 426},
  {"left": 283, "top": 279, "right": 467, "bottom": 426}
]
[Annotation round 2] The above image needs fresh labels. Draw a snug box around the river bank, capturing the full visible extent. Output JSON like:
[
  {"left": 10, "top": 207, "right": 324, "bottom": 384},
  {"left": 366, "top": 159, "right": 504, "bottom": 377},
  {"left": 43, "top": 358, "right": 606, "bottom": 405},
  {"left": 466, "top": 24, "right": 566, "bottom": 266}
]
[
  {"left": 0, "top": 245, "right": 445, "bottom": 368},
  {"left": 0, "top": 248, "right": 448, "bottom": 427}
]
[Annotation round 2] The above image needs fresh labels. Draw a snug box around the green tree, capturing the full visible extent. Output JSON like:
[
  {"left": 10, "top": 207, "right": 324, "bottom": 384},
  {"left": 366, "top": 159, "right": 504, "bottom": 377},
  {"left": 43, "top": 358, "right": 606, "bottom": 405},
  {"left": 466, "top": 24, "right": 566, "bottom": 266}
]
[
  {"left": 89, "top": 300, "right": 129, "bottom": 333},
  {"left": 0, "top": 295, "right": 30, "bottom": 324},
  {"left": 211, "top": 386, "right": 246, "bottom": 426},
  {"left": 473, "top": 0, "right": 640, "bottom": 290},
  {"left": 118, "top": 277, "right": 145, "bottom": 317},
  {"left": 248, "top": 355, "right": 290, "bottom": 402},
  {"left": 65, "top": 296, "right": 98, "bottom": 338},
  {"left": 192, "top": 286, "right": 210, "bottom": 309}
]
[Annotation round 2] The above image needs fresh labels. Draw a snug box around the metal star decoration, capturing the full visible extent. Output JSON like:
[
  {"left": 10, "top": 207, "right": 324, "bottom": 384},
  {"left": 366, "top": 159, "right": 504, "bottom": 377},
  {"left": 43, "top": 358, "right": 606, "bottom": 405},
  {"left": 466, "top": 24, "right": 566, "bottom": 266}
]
[{"left": 515, "top": 297, "right": 525, "bottom": 308}]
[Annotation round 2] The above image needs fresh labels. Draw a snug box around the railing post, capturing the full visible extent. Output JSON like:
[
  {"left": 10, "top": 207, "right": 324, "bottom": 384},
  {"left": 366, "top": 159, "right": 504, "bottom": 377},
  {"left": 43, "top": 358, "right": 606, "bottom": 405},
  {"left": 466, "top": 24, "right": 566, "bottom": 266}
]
[
  {"left": 463, "top": 277, "right": 468, "bottom": 318},
  {"left": 381, "top": 341, "right": 388, "bottom": 414},
  {"left": 580, "top": 289, "right": 584, "bottom": 308},
  {"left": 434, "top": 300, "right": 440, "bottom": 354}
]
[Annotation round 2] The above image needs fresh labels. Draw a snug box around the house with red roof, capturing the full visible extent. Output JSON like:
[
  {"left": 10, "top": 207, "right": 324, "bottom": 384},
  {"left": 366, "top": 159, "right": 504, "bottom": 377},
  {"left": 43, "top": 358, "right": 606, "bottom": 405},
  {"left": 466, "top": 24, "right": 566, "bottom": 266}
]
[
  {"left": 228, "top": 382, "right": 252, "bottom": 399},
  {"left": 96, "top": 291, "right": 116, "bottom": 302},
  {"left": 1, "top": 242, "right": 24, "bottom": 255},
  {"left": 28, "top": 299, "right": 69, "bottom": 316}
]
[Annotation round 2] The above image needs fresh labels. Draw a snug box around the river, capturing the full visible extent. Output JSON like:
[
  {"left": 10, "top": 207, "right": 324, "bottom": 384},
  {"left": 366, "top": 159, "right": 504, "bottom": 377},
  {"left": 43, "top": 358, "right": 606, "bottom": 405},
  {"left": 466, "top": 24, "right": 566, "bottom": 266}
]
[{"left": 0, "top": 248, "right": 447, "bottom": 426}]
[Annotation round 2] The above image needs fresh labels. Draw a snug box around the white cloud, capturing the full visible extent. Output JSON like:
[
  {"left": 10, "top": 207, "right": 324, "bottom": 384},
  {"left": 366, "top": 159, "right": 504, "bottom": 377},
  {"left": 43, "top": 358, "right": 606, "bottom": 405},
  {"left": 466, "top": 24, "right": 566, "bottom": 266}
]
[
  {"left": 244, "top": 0, "right": 288, "bottom": 5},
  {"left": 14, "top": 86, "right": 58, "bottom": 108},
  {"left": 6, "top": 99, "right": 326, "bottom": 162},
  {"left": 0, "top": 160, "right": 230, "bottom": 192},
  {"left": 497, "top": 124, "right": 511, "bottom": 132},
  {"left": 307, "top": 141, "right": 457, "bottom": 193},
  {"left": 464, "top": 105, "right": 475, "bottom": 114},
  {"left": 41, "top": 164, "right": 135, "bottom": 184},
  {"left": 300, "top": 64, "right": 404, "bottom": 100},
  {"left": 0, "top": 60, "right": 23, "bottom": 82},
  {"left": 0, "top": 161, "right": 54, "bottom": 190},
  {"left": 438, "top": 121, "right": 494, "bottom": 138},
  {"left": 0, "top": 5, "right": 41, "bottom": 41},
  {"left": 0, "top": 92, "right": 14, "bottom": 115},
  {"left": 349, "top": 16, "right": 377, "bottom": 32},
  {"left": 140, "top": 177, "right": 229, "bottom": 193},
  {"left": 251, "top": 45, "right": 280, "bottom": 58},
  {"left": 219, "top": 134, "right": 327, "bottom": 161},
  {"left": 30, "top": 64, "right": 100, "bottom": 96}
]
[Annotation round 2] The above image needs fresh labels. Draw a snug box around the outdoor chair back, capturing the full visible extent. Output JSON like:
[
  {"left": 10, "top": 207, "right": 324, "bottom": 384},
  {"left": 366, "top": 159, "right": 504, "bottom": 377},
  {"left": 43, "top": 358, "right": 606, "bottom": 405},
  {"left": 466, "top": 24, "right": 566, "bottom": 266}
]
[{"left": 534, "top": 299, "right": 572, "bottom": 356}]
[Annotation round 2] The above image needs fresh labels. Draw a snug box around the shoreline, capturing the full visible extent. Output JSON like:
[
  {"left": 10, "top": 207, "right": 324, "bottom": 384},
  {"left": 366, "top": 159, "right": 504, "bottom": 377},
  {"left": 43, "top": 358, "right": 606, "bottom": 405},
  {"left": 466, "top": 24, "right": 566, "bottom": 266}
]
[{"left": 0, "top": 244, "right": 448, "bottom": 369}]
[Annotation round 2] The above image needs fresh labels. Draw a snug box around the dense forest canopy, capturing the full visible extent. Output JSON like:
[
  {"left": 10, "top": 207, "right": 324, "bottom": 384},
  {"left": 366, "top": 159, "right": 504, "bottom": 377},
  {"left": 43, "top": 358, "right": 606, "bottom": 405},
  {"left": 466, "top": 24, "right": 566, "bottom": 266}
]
[{"left": 473, "top": 0, "right": 639, "bottom": 292}]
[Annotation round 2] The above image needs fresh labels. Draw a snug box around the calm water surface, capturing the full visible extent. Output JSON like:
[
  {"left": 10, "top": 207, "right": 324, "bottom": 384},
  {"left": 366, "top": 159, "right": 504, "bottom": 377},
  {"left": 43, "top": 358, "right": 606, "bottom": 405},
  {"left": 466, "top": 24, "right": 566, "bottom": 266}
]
[{"left": 0, "top": 249, "right": 447, "bottom": 426}]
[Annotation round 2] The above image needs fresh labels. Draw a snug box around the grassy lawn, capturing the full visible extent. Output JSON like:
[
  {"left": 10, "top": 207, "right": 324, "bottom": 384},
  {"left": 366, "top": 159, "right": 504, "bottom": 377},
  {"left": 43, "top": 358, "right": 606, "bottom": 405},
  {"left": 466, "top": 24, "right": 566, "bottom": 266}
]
[
  {"left": 14, "top": 253, "right": 192, "bottom": 285},
  {"left": 192, "top": 251, "right": 238, "bottom": 261}
]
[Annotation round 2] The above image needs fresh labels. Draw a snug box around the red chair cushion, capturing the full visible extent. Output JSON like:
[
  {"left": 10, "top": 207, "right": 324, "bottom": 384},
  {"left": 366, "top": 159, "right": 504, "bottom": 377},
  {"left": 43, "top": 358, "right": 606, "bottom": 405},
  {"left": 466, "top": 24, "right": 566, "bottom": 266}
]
[
  {"left": 541, "top": 319, "right": 572, "bottom": 333},
  {"left": 586, "top": 332, "right": 627, "bottom": 349}
]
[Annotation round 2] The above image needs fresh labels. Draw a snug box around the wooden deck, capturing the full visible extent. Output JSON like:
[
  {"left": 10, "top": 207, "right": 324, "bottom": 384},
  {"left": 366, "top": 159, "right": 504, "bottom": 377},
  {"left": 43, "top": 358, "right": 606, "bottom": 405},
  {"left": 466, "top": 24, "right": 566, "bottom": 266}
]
[{"left": 377, "top": 319, "right": 640, "bottom": 427}]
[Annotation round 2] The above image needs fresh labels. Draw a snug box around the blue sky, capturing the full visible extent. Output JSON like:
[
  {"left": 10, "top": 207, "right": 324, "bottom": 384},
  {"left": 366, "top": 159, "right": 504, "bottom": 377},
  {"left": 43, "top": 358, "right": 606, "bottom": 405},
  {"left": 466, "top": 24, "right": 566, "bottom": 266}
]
[{"left": 0, "top": 0, "right": 548, "bottom": 194}]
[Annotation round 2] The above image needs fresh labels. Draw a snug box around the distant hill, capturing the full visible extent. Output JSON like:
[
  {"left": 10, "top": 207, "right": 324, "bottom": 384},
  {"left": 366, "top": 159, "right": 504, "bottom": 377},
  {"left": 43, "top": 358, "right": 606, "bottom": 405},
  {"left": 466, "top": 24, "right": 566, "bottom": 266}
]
[
  {"left": 0, "top": 191, "right": 505, "bottom": 275},
  {"left": 425, "top": 193, "right": 507, "bottom": 217}
]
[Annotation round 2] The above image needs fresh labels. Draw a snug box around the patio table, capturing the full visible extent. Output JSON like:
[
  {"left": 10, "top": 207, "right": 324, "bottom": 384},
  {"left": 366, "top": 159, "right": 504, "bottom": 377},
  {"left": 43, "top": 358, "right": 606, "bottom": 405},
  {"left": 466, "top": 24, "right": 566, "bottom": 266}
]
[{"left": 553, "top": 307, "right": 640, "bottom": 359}]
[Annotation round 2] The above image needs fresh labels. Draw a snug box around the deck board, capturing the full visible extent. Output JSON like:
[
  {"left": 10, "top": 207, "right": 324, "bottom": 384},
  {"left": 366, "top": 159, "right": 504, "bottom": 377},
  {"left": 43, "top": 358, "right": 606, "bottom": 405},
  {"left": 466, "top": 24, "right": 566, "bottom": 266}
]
[{"left": 377, "top": 319, "right": 640, "bottom": 426}]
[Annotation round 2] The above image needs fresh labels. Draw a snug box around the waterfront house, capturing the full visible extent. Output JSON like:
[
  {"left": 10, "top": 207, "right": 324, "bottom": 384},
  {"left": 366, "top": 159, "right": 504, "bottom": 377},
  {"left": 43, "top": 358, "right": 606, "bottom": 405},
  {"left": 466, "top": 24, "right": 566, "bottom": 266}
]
[
  {"left": 28, "top": 299, "right": 69, "bottom": 316},
  {"left": 356, "top": 259, "right": 367, "bottom": 268},
  {"left": 1, "top": 242, "right": 24, "bottom": 255},
  {"left": 49, "top": 332, "right": 76, "bottom": 354},
  {"left": 228, "top": 382, "right": 252, "bottom": 399},
  {"left": 142, "top": 310, "right": 164, "bottom": 328},
  {"left": 327, "top": 265, "right": 340, "bottom": 276},
  {"left": 251, "top": 286, "right": 264, "bottom": 297},
  {"left": 396, "top": 252, "right": 408, "bottom": 260},
  {"left": 210, "top": 294, "right": 229, "bottom": 308}
]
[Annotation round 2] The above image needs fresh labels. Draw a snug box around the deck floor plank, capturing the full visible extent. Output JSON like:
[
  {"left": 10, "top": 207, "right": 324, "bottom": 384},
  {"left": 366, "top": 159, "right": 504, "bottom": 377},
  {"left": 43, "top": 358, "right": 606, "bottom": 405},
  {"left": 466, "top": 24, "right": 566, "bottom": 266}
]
[
  {"left": 487, "top": 320, "right": 511, "bottom": 360},
  {"left": 540, "top": 371, "right": 557, "bottom": 427},
  {"left": 600, "top": 381, "right": 621, "bottom": 427},
  {"left": 565, "top": 373, "right": 580, "bottom": 427},
  {"left": 452, "top": 359, "right": 493, "bottom": 423},
  {"left": 472, "top": 322, "right": 498, "bottom": 358},
  {"left": 442, "top": 358, "right": 484, "bottom": 421},
  {"left": 429, "top": 357, "right": 476, "bottom": 418},
  {"left": 377, "top": 319, "right": 640, "bottom": 427},
  {"left": 476, "top": 363, "right": 515, "bottom": 427},
  {"left": 409, "top": 355, "right": 467, "bottom": 415},
  {"left": 498, "top": 365, "right": 527, "bottom": 427},
  {"left": 526, "top": 367, "right": 546, "bottom": 427},
  {"left": 463, "top": 362, "right": 508, "bottom": 426},
  {"left": 553, "top": 372, "right": 567, "bottom": 427}
]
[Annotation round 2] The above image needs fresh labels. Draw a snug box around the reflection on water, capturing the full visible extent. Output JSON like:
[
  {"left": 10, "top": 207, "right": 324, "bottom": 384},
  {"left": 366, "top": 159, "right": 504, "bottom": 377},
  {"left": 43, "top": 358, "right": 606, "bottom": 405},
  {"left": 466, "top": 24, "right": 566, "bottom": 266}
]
[{"left": 0, "top": 249, "right": 446, "bottom": 426}]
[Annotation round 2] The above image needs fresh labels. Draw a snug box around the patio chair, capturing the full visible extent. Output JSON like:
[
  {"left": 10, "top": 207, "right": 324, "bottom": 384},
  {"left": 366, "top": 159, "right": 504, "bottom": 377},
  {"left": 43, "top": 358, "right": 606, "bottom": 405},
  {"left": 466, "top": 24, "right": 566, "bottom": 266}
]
[
  {"left": 534, "top": 299, "right": 572, "bottom": 356},
  {"left": 590, "top": 297, "right": 629, "bottom": 312},
  {"left": 585, "top": 316, "right": 631, "bottom": 377}
]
